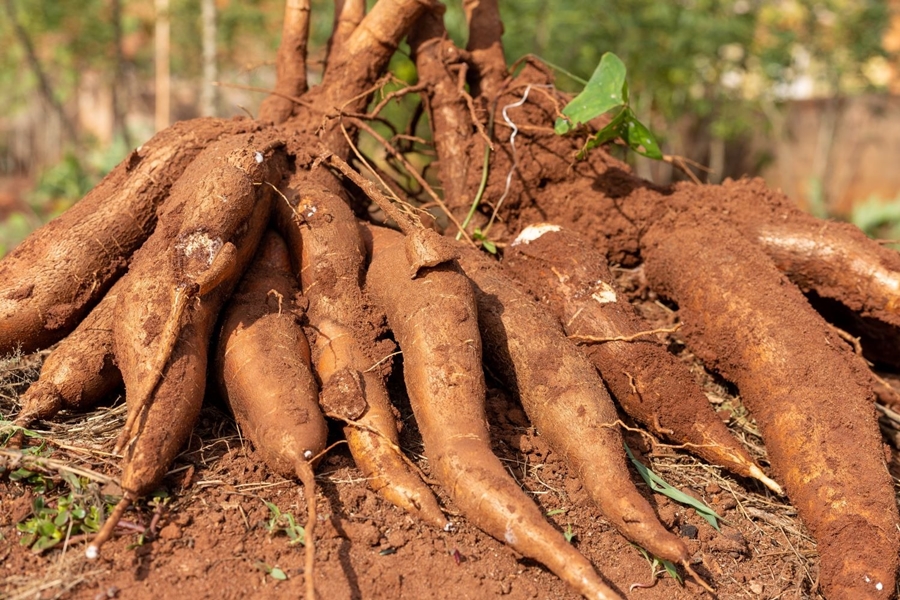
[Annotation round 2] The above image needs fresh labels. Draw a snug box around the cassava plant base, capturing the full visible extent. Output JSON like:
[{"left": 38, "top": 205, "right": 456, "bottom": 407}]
[{"left": 2, "top": 0, "right": 899, "bottom": 599}]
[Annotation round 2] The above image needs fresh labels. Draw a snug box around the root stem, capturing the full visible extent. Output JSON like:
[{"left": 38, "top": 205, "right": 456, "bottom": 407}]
[
  {"left": 295, "top": 459, "right": 317, "bottom": 600},
  {"left": 86, "top": 492, "right": 134, "bottom": 559}
]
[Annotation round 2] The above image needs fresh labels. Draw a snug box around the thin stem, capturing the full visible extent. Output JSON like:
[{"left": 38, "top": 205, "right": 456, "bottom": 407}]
[{"left": 295, "top": 459, "right": 317, "bottom": 600}]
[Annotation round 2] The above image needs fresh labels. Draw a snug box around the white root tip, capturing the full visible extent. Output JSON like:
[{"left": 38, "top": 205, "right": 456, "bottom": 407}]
[
  {"left": 85, "top": 545, "right": 99, "bottom": 560},
  {"left": 443, "top": 521, "right": 455, "bottom": 532},
  {"left": 512, "top": 223, "right": 561, "bottom": 246},
  {"left": 749, "top": 464, "right": 784, "bottom": 495}
]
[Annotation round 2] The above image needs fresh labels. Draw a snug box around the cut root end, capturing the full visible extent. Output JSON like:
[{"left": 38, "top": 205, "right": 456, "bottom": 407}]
[{"left": 86, "top": 493, "right": 134, "bottom": 559}]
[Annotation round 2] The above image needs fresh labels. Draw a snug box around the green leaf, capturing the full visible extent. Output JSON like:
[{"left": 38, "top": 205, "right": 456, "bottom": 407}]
[
  {"left": 33, "top": 535, "right": 61, "bottom": 552},
  {"left": 38, "top": 520, "right": 58, "bottom": 537},
  {"left": 563, "top": 523, "right": 576, "bottom": 543},
  {"left": 9, "top": 468, "right": 35, "bottom": 481},
  {"left": 624, "top": 443, "right": 721, "bottom": 531},
  {"left": 556, "top": 52, "right": 628, "bottom": 134},
  {"left": 578, "top": 106, "right": 629, "bottom": 158},
  {"left": 623, "top": 112, "right": 663, "bottom": 159},
  {"left": 472, "top": 229, "right": 498, "bottom": 254},
  {"left": 632, "top": 543, "right": 683, "bottom": 584},
  {"left": 546, "top": 508, "right": 567, "bottom": 517},
  {"left": 54, "top": 510, "right": 69, "bottom": 528},
  {"left": 269, "top": 567, "right": 288, "bottom": 581},
  {"left": 661, "top": 558, "right": 683, "bottom": 584}
]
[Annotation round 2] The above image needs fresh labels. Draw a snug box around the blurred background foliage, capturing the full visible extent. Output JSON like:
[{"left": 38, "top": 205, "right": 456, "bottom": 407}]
[{"left": 1, "top": 0, "right": 899, "bottom": 254}]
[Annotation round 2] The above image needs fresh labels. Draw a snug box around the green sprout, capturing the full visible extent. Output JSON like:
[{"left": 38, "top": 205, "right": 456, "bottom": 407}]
[
  {"left": 555, "top": 53, "right": 662, "bottom": 160},
  {"left": 264, "top": 501, "right": 306, "bottom": 546}
]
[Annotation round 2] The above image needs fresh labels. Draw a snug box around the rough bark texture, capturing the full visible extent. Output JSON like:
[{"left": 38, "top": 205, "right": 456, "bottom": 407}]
[
  {"left": 642, "top": 212, "right": 900, "bottom": 600},
  {"left": 503, "top": 225, "right": 777, "bottom": 490},
  {"left": 116, "top": 133, "right": 285, "bottom": 496},
  {"left": 365, "top": 225, "right": 619, "bottom": 600},
  {"left": 277, "top": 172, "right": 448, "bottom": 530},
  {"left": 456, "top": 246, "right": 690, "bottom": 566},
  {"left": 13, "top": 278, "right": 124, "bottom": 429},
  {"left": 259, "top": 0, "right": 310, "bottom": 124},
  {"left": 0, "top": 118, "right": 258, "bottom": 355}
]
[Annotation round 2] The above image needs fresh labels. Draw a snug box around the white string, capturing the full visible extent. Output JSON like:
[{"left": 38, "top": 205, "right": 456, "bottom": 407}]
[{"left": 486, "top": 84, "right": 554, "bottom": 233}]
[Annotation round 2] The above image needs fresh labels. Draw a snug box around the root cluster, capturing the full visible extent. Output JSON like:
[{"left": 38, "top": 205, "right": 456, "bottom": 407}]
[{"left": 2, "top": 1, "right": 900, "bottom": 599}]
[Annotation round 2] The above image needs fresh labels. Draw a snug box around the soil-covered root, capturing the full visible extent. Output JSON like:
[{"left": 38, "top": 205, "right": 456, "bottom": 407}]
[
  {"left": 275, "top": 171, "right": 448, "bottom": 530},
  {"left": 641, "top": 210, "right": 900, "bottom": 600},
  {"left": 363, "top": 224, "right": 620, "bottom": 600},
  {"left": 0, "top": 117, "right": 259, "bottom": 356},
  {"left": 215, "top": 230, "right": 328, "bottom": 474},
  {"left": 686, "top": 178, "right": 900, "bottom": 369},
  {"left": 503, "top": 223, "right": 781, "bottom": 494},
  {"left": 453, "top": 246, "right": 697, "bottom": 575},
  {"left": 87, "top": 132, "right": 287, "bottom": 558},
  {"left": 11, "top": 276, "right": 124, "bottom": 441},
  {"left": 215, "top": 230, "right": 325, "bottom": 600}
]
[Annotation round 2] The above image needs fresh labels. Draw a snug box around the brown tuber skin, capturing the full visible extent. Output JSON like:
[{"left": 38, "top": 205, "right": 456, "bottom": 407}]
[
  {"left": 215, "top": 230, "right": 325, "bottom": 600},
  {"left": 0, "top": 118, "right": 259, "bottom": 356},
  {"left": 503, "top": 224, "right": 781, "bottom": 494},
  {"left": 275, "top": 171, "right": 449, "bottom": 530},
  {"left": 12, "top": 276, "right": 124, "bottom": 437},
  {"left": 455, "top": 245, "right": 693, "bottom": 571},
  {"left": 87, "top": 133, "right": 286, "bottom": 558},
  {"left": 364, "top": 224, "right": 621, "bottom": 600},
  {"left": 642, "top": 211, "right": 900, "bottom": 600},
  {"left": 2, "top": 1, "right": 898, "bottom": 597},
  {"left": 215, "top": 230, "right": 327, "bottom": 476}
]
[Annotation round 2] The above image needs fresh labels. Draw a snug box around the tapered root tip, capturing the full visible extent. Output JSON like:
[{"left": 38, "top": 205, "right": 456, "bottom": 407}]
[
  {"left": 295, "top": 460, "right": 318, "bottom": 600},
  {"left": 748, "top": 464, "right": 784, "bottom": 495},
  {"left": 86, "top": 493, "right": 134, "bottom": 559},
  {"left": 682, "top": 561, "right": 715, "bottom": 595}
]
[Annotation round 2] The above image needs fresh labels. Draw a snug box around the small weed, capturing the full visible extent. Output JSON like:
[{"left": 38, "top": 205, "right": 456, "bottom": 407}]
[
  {"left": 555, "top": 53, "right": 662, "bottom": 160},
  {"left": 563, "top": 523, "right": 576, "bottom": 543},
  {"left": 472, "top": 228, "right": 497, "bottom": 254},
  {"left": 625, "top": 443, "right": 721, "bottom": 530},
  {"left": 264, "top": 501, "right": 306, "bottom": 546},
  {"left": 632, "top": 544, "right": 683, "bottom": 589},
  {"left": 255, "top": 561, "right": 288, "bottom": 581},
  {"left": 16, "top": 479, "right": 104, "bottom": 553}
]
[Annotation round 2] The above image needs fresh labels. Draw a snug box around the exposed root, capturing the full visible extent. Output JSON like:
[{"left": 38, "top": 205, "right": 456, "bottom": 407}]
[
  {"left": 682, "top": 560, "right": 716, "bottom": 595},
  {"left": 4, "top": 2, "right": 900, "bottom": 600},
  {"left": 295, "top": 459, "right": 318, "bottom": 600},
  {"left": 567, "top": 325, "right": 682, "bottom": 344},
  {"left": 85, "top": 492, "right": 133, "bottom": 559},
  {"left": 259, "top": 0, "right": 311, "bottom": 124}
]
